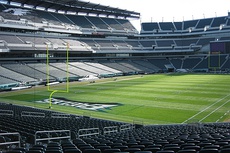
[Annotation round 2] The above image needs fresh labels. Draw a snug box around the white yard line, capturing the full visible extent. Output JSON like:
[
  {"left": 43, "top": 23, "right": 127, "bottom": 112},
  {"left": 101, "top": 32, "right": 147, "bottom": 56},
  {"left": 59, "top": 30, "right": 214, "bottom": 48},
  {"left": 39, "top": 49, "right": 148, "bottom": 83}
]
[
  {"left": 216, "top": 110, "right": 230, "bottom": 122},
  {"left": 199, "top": 99, "right": 230, "bottom": 122},
  {"left": 182, "top": 93, "right": 230, "bottom": 123}
]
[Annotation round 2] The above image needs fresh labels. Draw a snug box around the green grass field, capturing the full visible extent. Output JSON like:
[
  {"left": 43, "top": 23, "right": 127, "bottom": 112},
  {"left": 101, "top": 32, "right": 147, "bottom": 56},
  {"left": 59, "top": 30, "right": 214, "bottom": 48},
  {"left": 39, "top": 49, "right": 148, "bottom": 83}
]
[{"left": 0, "top": 73, "right": 230, "bottom": 125}]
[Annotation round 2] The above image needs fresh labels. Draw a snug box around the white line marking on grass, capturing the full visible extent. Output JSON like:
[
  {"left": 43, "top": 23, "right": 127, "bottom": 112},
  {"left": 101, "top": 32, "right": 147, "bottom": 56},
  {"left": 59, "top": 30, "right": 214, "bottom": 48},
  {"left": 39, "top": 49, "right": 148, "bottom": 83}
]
[
  {"left": 199, "top": 99, "right": 230, "bottom": 122},
  {"left": 216, "top": 110, "right": 230, "bottom": 122},
  {"left": 182, "top": 93, "right": 230, "bottom": 124}
]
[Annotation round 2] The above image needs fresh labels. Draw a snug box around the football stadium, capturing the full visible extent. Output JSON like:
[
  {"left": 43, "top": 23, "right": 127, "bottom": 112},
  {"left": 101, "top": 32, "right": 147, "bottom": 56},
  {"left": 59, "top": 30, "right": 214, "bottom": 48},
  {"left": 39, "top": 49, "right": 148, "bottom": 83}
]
[{"left": 0, "top": 0, "right": 230, "bottom": 152}]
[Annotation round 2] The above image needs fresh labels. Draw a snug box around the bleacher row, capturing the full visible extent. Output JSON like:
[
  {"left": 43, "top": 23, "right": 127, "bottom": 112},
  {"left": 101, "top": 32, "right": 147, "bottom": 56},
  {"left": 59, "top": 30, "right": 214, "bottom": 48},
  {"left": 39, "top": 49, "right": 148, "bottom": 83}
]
[
  {"left": 1, "top": 103, "right": 230, "bottom": 153},
  {"left": 0, "top": 55, "right": 230, "bottom": 86},
  {"left": 1, "top": 33, "right": 230, "bottom": 53},
  {"left": 141, "top": 15, "right": 230, "bottom": 34},
  {"left": 0, "top": 3, "right": 137, "bottom": 34},
  {"left": 0, "top": 3, "right": 229, "bottom": 55}
]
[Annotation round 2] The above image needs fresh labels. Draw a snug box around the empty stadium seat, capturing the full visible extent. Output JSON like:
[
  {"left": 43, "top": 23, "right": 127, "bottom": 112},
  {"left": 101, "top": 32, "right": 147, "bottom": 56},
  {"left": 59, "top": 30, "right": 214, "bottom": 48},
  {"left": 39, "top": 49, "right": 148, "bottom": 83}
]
[
  {"left": 6, "top": 151, "right": 24, "bottom": 153},
  {"left": 134, "top": 151, "right": 153, "bottom": 153},
  {"left": 156, "top": 151, "right": 175, "bottom": 153},
  {"left": 220, "top": 148, "right": 230, "bottom": 153},
  {"left": 199, "top": 148, "right": 219, "bottom": 153},
  {"left": 177, "top": 149, "right": 197, "bottom": 153},
  {"left": 83, "top": 148, "right": 101, "bottom": 153},
  {"left": 103, "top": 148, "right": 121, "bottom": 152},
  {"left": 144, "top": 147, "right": 161, "bottom": 152}
]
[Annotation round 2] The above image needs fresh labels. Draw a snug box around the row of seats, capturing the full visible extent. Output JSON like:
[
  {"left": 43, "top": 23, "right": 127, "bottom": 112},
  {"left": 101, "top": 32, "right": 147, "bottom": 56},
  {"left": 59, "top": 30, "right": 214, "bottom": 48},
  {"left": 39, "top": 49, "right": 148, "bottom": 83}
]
[
  {"left": 1, "top": 34, "right": 229, "bottom": 51},
  {"left": 1, "top": 103, "right": 230, "bottom": 153},
  {"left": 141, "top": 16, "right": 229, "bottom": 32},
  {"left": 0, "top": 4, "right": 136, "bottom": 33},
  {"left": 1, "top": 55, "right": 230, "bottom": 86},
  {"left": 0, "top": 103, "right": 126, "bottom": 145},
  {"left": 3, "top": 133, "right": 230, "bottom": 152}
]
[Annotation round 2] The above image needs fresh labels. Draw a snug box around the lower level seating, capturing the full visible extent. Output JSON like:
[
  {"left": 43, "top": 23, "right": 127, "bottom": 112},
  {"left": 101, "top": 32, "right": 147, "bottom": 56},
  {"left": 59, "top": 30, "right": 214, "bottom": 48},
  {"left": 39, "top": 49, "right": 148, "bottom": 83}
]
[{"left": 1, "top": 102, "right": 230, "bottom": 153}]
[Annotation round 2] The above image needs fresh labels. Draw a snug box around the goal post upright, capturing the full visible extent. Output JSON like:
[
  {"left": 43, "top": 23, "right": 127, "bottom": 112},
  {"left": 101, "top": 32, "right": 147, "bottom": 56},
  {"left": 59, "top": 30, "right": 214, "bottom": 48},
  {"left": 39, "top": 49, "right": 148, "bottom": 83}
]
[{"left": 46, "top": 43, "right": 70, "bottom": 108}]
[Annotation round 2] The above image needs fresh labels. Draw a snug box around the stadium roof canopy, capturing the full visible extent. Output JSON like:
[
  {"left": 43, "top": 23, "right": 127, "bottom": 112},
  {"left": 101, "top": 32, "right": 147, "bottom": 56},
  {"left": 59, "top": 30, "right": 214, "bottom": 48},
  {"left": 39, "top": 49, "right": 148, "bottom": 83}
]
[{"left": 4, "top": 0, "right": 140, "bottom": 18}]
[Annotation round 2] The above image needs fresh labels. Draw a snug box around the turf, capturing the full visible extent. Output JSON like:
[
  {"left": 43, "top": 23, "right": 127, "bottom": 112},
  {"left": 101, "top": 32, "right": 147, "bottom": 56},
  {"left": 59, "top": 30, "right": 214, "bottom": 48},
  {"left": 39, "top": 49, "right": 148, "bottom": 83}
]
[{"left": 0, "top": 73, "right": 230, "bottom": 125}]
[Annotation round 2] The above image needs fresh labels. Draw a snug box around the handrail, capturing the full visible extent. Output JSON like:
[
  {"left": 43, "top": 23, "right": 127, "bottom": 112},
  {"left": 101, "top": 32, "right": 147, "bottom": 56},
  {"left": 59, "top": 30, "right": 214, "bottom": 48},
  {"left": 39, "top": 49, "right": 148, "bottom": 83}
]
[
  {"left": 34, "top": 130, "right": 71, "bottom": 144},
  {"left": 51, "top": 112, "right": 71, "bottom": 118},
  {"left": 103, "top": 126, "right": 118, "bottom": 135},
  {"left": 21, "top": 111, "right": 45, "bottom": 118},
  {"left": 120, "top": 124, "right": 133, "bottom": 132},
  {"left": 0, "top": 109, "right": 13, "bottom": 116},
  {"left": 78, "top": 128, "right": 99, "bottom": 138},
  {"left": 0, "top": 132, "right": 21, "bottom": 148}
]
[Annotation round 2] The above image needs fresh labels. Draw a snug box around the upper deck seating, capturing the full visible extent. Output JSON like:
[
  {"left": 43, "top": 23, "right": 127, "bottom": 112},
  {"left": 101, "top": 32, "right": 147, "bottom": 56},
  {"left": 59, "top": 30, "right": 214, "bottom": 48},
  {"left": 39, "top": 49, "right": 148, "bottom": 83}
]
[
  {"left": 101, "top": 18, "right": 124, "bottom": 31},
  {"left": 141, "top": 15, "right": 230, "bottom": 34},
  {"left": 174, "top": 22, "right": 183, "bottom": 30},
  {"left": 156, "top": 40, "right": 175, "bottom": 47},
  {"left": 116, "top": 18, "right": 136, "bottom": 31},
  {"left": 174, "top": 38, "right": 198, "bottom": 47},
  {"left": 66, "top": 15, "right": 93, "bottom": 29},
  {"left": 86, "top": 16, "right": 109, "bottom": 30},
  {"left": 50, "top": 12, "right": 74, "bottom": 25},
  {"left": 159, "top": 22, "right": 175, "bottom": 30},
  {"left": 0, "top": 3, "right": 136, "bottom": 34},
  {"left": 142, "top": 22, "right": 159, "bottom": 31},
  {"left": 196, "top": 18, "right": 213, "bottom": 29},
  {"left": 183, "top": 19, "right": 199, "bottom": 30},
  {"left": 125, "top": 40, "right": 141, "bottom": 48},
  {"left": 139, "top": 40, "right": 156, "bottom": 48},
  {"left": 197, "top": 38, "right": 215, "bottom": 46},
  {"left": 211, "top": 17, "right": 227, "bottom": 27}
]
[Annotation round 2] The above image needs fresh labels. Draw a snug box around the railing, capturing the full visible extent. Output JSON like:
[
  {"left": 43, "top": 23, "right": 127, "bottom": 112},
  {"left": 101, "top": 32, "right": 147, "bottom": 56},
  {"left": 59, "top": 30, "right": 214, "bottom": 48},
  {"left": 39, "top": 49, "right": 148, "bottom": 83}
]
[
  {"left": 34, "top": 130, "right": 71, "bottom": 144},
  {"left": 0, "top": 132, "right": 21, "bottom": 148},
  {"left": 103, "top": 126, "right": 118, "bottom": 135},
  {"left": 51, "top": 112, "right": 71, "bottom": 118},
  {"left": 120, "top": 124, "right": 133, "bottom": 132},
  {"left": 78, "top": 128, "right": 99, "bottom": 138},
  {"left": 0, "top": 109, "right": 13, "bottom": 116},
  {"left": 21, "top": 111, "right": 45, "bottom": 118}
]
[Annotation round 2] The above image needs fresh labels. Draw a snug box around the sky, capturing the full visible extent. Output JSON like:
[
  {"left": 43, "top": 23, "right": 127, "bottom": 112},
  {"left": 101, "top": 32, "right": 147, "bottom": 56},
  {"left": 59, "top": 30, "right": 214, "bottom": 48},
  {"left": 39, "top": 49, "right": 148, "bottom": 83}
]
[{"left": 83, "top": 0, "right": 230, "bottom": 31}]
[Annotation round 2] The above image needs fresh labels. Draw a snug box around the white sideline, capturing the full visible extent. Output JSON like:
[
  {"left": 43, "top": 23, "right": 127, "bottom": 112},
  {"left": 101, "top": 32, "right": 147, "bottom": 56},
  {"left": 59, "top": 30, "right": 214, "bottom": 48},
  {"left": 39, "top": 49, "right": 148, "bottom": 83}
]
[
  {"left": 216, "top": 110, "right": 230, "bottom": 122},
  {"left": 199, "top": 99, "right": 230, "bottom": 122},
  {"left": 182, "top": 93, "right": 230, "bottom": 123}
]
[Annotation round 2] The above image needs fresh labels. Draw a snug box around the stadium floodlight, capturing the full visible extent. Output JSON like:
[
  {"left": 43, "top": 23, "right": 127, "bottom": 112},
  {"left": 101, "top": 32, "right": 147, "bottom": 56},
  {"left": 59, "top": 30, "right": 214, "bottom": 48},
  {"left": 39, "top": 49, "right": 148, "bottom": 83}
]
[{"left": 46, "top": 43, "right": 69, "bottom": 109}]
